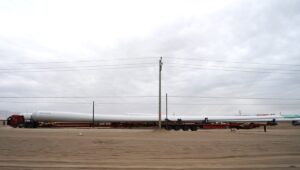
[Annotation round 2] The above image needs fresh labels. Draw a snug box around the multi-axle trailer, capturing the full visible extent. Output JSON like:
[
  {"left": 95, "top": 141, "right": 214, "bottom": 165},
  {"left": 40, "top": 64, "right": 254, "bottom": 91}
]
[
  {"left": 7, "top": 111, "right": 296, "bottom": 131},
  {"left": 7, "top": 114, "right": 270, "bottom": 130}
]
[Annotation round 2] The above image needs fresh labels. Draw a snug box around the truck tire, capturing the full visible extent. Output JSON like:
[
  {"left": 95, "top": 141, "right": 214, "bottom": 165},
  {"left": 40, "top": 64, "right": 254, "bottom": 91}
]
[
  {"left": 174, "top": 126, "right": 180, "bottom": 131},
  {"left": 182, "top": 126, "right": 189, "bottom": 131},
  {"left": 190, "top": 126, "right": 198, "bottom": 131},
  {"left": 18, "top": 123, "right": 24, "bottom": 128},
  {"left": 165, "top": 126, "right": 172, "bottom": 131}
]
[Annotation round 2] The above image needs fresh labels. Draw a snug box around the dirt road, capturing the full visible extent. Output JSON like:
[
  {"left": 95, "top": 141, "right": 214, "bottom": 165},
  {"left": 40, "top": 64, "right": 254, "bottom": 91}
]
[{"left": 0, "top": 125, "right": 300, "bottom": 169}]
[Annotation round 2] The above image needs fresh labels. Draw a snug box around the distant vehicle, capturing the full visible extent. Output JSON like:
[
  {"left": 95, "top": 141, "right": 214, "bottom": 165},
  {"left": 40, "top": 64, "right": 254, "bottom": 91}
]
[
  {"left": 6, "top": 111, "right": 300, "bottom": 130},
  {"left": 7, "top": 114, "right": 38, "bottom": 128}
]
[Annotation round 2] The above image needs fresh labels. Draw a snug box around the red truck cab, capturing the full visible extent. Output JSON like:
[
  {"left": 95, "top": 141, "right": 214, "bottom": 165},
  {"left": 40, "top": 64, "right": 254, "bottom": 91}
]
[{"left": 7, "top": 115, "right": 25, "bottom": 128}]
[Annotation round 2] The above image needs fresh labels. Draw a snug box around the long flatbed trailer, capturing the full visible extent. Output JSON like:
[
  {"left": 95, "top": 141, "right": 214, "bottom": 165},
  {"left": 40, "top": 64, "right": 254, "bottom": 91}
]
[
  {"left": 7, "top": 114, "right": 271, "bottom": 131},
  {"left": 6, "top": 111, "right": 300, "bottom": 131}
]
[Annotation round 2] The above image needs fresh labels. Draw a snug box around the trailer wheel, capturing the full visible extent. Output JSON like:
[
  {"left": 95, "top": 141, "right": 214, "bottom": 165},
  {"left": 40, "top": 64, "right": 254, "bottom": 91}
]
[
  {"left": 165, "top": 126, "right": 172, "bottom": 131},
  {"left": 182, "top": 126, "right": 189, "bottom": 131},
  {"left": 190, "top": 126, "right": 198, "bottom": 131},
  {"left": 174, "top": 126, "right": 180, "bottom": 131}
]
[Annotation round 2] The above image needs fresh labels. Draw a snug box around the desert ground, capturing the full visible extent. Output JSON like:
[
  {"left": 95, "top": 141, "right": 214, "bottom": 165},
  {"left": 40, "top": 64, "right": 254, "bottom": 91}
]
[{"left": 0, "top": 122, "right": 300, "bottom": 170}]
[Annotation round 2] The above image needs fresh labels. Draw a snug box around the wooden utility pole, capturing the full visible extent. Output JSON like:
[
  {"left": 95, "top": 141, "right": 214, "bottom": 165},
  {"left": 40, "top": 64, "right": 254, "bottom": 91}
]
[
  {"left": 166, "top": 93, "right": 168, "bottom": 120},
  {"left": 158, "top": 57, "right": 163, "bottom": 129},
  {"left": 92, "top": 101, "right": 95, "bottom": 127}
]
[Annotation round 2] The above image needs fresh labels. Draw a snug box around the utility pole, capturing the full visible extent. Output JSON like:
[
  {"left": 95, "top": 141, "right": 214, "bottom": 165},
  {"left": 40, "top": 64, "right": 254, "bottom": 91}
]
[
  {"left": 166, "top": 93, "right": 168, "bottom": 120},
  {"left": 158, "top": 57, "right": 163, "bottom": 129},
  {"left": 92, "top": 101, "right": 95, "bottom": 128}
]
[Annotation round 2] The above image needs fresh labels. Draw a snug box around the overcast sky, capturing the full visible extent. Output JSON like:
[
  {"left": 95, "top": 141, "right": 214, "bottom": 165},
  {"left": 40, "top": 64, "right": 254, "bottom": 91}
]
[{"left": 0, "top": 0, "right": 299, "bottom": 117}]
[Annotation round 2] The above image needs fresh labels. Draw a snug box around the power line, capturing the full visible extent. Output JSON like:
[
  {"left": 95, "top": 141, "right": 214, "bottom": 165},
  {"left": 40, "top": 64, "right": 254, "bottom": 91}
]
[
  {"left": 0, "top": 96, "right": 157, "bottom": 98},
  {"left": 0, "top": 96, "right": 300, "bottom": 100},
  {"left": 167, "top": 96, "right": 300, "bottom": 101},
  {"left": 94, "top": 103, "right": 300, "bottom": 106},
  {"left": 168, "top": 103, "right": 300, "bottom": 106},
  {"left": 3, "top": 56, "right": 299, "bottom": 67},
  {"left": 166, "top": 65, "right": 299, "bottom": 74},
  {"left": 0, "top": 101, "right": 299, "bottom": 106},
  {"left": 0, "top": 63, "right": 156, "bottom": 71},
  {"left": 0, "top": 101, "right": 91, "bottom": 104},
  {"left": 165, "top": 57, "right": 300, "bottom": 67},
  {"left": 167, "top": 63, "right": 300, "bottom": 72},
  {"left": 5, "top": 56, "right": 298, "bottom": 67},
  {"left": 1, "top": 57, "right": 159, "bottom": 65},
  {"left": 0, "top": 65, "right": 156, "bottom": 73}
]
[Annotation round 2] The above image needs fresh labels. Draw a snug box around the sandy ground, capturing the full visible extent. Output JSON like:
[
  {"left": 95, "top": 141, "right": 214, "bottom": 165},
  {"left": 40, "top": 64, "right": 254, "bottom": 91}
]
[{"left": 0, "top": 123, "right": 300, "bottom": 170}]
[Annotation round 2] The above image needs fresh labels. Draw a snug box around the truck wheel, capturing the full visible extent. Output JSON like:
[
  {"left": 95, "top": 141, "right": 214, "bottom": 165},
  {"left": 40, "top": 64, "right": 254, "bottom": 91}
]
[
  {"left": 191, "top": 126, "right": 198, "bottom": 131},
  {"left": 165, "top": 126, "right": 172, "bottom": 131},
  {"left": 174, "top": 126, "right": 180, "bottom": 131},
  {"left": 18, "top": 123, "right": 24, "bottom": 128},
  {"left": 182, "top": 126, "right": 189, "bottom": 131}
]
